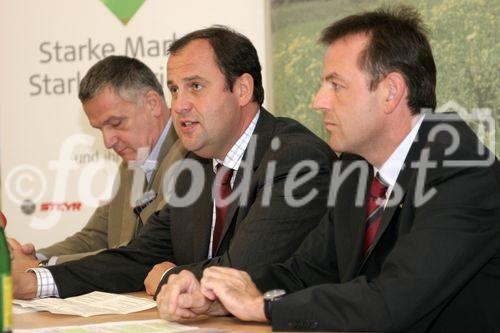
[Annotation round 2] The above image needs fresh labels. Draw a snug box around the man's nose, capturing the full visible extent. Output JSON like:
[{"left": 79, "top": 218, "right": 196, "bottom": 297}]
[
  {"left": 172, "top": 90, "right": 193, "bottom": 116},
  {"left": 311, "top": 87, "right": 328, "bottom": 113},
  {"left": 102, "top": 128, "right": 117, "bottom": 149}
]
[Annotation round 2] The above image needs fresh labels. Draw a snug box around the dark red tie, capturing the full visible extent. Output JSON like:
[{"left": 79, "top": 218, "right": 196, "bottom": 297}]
[
  {"left": 212, "top": 164, "right": 234, "bottom": 255},
  {"left": 363, "top": 174, "right": 388, "bottom": 255}
]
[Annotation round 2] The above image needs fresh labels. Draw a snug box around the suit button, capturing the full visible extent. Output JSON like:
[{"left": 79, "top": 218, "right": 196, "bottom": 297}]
[{"left": 304, "top": 320, "right": 317, "bottom": 330}]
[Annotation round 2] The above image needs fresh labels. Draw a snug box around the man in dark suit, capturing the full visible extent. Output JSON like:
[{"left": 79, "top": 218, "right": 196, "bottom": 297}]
[
  {"left": 12, "top": 27, "right": 335, "bottom": 300},
  {"left": 156, "top": 7, "right": 500, "bottom": 332}
]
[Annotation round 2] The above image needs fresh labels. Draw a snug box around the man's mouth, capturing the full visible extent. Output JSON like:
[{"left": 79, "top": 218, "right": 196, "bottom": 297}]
[
  {"left": 114, "top": 147, "right": 135, "bottom": 161},
  {"left": 179, "top": 120, "right": 199, "bottom": 129},
  {"left": 115, "top": 147, "right": 126, "bottom": 155}
]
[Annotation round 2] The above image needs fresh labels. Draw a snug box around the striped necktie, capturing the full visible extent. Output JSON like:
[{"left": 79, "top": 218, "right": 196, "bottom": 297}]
[{"left": 363, "top": 174, "right": 388, "bottom": 255}]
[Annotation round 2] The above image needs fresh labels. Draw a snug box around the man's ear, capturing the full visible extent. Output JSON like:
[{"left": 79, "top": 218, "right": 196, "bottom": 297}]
[
  {"left": 383, "top": 72, "right": 406, "bottom": 114},
  {"left": 235, "top": 73, "right": 254, "bottom": 107},
  {"left": 144, "top": 90, "right": 162, "bottom": 117}
]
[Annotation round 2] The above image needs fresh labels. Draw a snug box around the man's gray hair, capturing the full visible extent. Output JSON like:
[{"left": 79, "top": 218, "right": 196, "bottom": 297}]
[{"left": 78, "top": 55, "right": 164, "bottom": 103}]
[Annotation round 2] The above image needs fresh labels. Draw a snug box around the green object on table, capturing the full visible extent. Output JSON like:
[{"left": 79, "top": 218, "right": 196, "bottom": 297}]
[{"left": 0, "top": 216, "right": 12, "bottom": 333}]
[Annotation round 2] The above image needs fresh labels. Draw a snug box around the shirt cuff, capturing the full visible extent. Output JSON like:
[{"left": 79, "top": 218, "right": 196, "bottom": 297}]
[
  {"left": 159, "top": 266, "right": 176, "bottom": 283},
  {"left": 27, "top": 268, "right": 60, "bottom": 298},
  {"left": 36, "top": 253, "right": 58, "bottom": 266},
  {"left": 47, "top": 256, "right": 58, "bottom": 266},
  {"left": 35, "top": 252, "right": 47, "bottom": 261}
]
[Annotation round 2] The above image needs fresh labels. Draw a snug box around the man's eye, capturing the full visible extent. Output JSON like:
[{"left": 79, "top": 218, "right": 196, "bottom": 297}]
[
  {"left": 329, "top": 81, "right": 342, "bottom": 91},
  {"left": 191, "top": 83, "right": 203, "bottom": 91},
  {"left": 169, "top": 86, "right": 179, "bottom": 95},
  {"left": 111, "top": 120, "right": 122, "bottom": 127}
]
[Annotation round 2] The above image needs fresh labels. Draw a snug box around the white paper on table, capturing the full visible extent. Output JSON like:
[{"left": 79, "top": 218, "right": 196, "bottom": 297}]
[
  {"left": 13, "top": 291, "right": 157, "bottom": 317},
  {"left": 13, "top": 304, "right": 40, "bottom": 314},
  {"left": 14, "top": 318, "right": 199, "bottom": 333}
]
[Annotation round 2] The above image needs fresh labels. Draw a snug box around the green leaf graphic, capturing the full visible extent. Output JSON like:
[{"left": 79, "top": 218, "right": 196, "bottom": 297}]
[{"left": 100, "top": 0, "right": 145, "bottom": 25}]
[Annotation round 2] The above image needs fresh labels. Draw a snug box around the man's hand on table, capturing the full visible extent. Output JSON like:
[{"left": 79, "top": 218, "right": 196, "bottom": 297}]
[
  {"left": 200, "top": 267, "right": 266, "bottom": 322},
  {"left": 144, "top": 261, "right": 177, "bottom": 296},
  {"left": 157, "top": 270, "right": 227, "bottom": 321},
  {"left": 13, "top": 271, "right": 38, "bottom": 299}
]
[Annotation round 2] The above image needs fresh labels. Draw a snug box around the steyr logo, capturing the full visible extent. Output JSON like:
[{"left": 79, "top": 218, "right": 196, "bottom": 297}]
[{"left": 100, "top": 0, "right": 145, "bottom": 25}]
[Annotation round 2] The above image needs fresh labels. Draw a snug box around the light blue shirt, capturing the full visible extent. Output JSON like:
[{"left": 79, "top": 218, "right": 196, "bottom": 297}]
[{"left": 142, "top": 119, "right": 172, "bottom": 183}]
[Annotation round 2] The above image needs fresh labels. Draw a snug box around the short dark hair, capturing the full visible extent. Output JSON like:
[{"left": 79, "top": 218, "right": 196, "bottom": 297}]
[
  {"left": 320, "top": 6, "right": 436, "bottom": 114},
  {"left": 168, "top": 25, "right": 264, "bottom": 105},
  {"left": 78, "top": 55, "right": 164, "bottom": 103}
]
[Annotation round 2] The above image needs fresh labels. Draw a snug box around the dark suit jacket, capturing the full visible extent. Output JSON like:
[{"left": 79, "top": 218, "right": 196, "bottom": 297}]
[
  {"left": 254, "top": 113, "right": 500, "bottom": 332},
  {"left": 48, "top": 109, "right": 336, "bottom": 298}
]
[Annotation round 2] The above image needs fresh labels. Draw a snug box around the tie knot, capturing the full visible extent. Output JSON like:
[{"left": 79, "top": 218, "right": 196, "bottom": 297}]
[
  {"left": 370, "top": 174, "right": 388, "bottom": 199},
  {"left": 216, "top": 164, "right": 234, "bottom": 186}
]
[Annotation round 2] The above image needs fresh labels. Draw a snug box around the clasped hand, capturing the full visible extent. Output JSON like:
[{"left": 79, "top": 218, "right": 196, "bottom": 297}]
[
  {"left": 7, "top": 238, "right": 39, "bottom": 299},
  {"left": 7, "top": 238, "right": 40, "bottom": 272},
  {"left": 157, "top": 267, "right": 266, "bottom": 323},
  {"left": 144, "top": 261, "right": 177, "bottom": 295}
]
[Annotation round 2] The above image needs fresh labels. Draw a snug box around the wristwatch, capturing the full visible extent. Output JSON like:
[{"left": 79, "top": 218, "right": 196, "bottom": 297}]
[{"left": 263, "top": 289, "right": 286, "bottom": 323}]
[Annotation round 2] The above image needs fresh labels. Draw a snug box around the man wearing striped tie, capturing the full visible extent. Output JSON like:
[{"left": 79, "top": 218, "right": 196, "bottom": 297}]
[{"left": 157, "top": 6, "right": 500, "bottom": 332}]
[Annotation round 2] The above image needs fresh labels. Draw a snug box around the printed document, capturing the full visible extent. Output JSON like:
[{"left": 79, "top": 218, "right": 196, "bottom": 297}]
[{"left": 13, "top": 291, "right": 157, "bottom": 317}]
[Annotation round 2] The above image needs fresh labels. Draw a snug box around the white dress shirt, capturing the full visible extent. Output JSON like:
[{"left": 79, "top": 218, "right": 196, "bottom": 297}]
[{"left": 375, "top": 114, "right": 425, "bottom": 206}]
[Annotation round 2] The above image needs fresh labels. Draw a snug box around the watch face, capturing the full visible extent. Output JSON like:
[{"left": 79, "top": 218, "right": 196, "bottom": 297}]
[{"left": 264, "top": 289, "right": 286, "bottom": 300}]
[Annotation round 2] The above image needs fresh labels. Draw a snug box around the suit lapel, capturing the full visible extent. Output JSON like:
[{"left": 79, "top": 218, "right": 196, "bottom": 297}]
[
  {"left": 116, "top": 166, "right": 139, "bottom": 244},
  {"left": 341, "top": 158, "right": 372, "bottom": 280},
  {"left": 215, "top": 109, "right": 276, "bottom": 255},
  {"left": 358, "top": 120, "right": 431, "bottom": 268},
  {"left": 138, "top": 126, "right": 180, "bottom": 223},
  {"left": 193, "top": 159, "right": 216, "bottom": 260},
  {"left": 140, "top": 139, "right": 186, "bottom": 222},
  {"left": 360, "top": 165, "right": 412, "bottom": 264},
  {"left": 145, "top": 126, "right": 178, "bottom": 192}
]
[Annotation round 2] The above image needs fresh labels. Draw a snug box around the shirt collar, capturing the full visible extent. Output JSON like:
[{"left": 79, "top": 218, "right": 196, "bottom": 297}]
[
  {"left": 213, "top": 110, "right": 260, "bottom": 173},
  {"left": 142, "top": 118, "right": 172, "bottom": 177},
  {"left": 376, "top": 113, "right": 425, "bottom": 187}
]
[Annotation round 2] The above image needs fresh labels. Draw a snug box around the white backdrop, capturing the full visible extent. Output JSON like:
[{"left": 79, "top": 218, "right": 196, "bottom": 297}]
[{"left": 0, "top": 0, "right": 269, "bottom": 247}]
